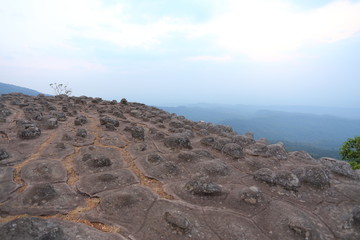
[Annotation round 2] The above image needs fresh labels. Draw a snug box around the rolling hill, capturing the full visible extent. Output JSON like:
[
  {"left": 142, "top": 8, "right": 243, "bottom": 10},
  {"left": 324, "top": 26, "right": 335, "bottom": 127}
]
[{"left": 0, "top": 82, "right": 44, "bottom": 96}]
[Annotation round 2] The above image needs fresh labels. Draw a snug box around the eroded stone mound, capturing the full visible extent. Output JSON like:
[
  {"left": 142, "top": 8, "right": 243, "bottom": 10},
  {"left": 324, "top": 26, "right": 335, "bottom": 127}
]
[{"left": 0, "top": 93, "right": 359, "bottom": 240}]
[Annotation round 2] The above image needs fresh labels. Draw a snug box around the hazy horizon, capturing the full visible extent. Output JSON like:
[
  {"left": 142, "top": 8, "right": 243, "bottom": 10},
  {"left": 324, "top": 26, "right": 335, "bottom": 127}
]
[{"left": 1, "top": 0, "right": 360, "bottom": 108}]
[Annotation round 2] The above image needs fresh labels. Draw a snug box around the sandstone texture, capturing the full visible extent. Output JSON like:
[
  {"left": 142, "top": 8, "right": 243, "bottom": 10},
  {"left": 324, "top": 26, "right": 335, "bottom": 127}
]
[{"left": 0, "top": 93, "right": 359, "bottom": 240}]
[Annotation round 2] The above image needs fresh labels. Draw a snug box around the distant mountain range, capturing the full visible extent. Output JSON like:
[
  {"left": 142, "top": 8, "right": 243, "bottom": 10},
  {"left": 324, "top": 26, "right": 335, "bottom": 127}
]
[
  {"left": 0, "top": 82, "right": 44, "bottom": 96},
  {"left": 160, "top": 104, "right": 360, "bottom": 159}
]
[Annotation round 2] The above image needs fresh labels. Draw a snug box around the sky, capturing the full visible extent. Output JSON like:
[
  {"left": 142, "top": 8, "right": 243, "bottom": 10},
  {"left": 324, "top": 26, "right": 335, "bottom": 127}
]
[{"left": 1, "top": 0, "right": 360, "bottom": 107}]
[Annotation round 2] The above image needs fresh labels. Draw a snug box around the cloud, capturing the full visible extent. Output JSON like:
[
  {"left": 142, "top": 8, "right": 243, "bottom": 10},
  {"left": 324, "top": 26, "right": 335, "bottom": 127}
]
[
  {"left": 186, "top": 55, "right": 232, "bottom": 61},
  {"left": 198, "top": 0, "right": 360, "bottom": 61},
  {"left": 0, "top": 0, "right": 193, "bottom": 51},
  {"left": 1, "top": 0, "right": 360, "bottom": 64},
  {"left": 0, "top": 56, "right": 106, "bottom": 71}
]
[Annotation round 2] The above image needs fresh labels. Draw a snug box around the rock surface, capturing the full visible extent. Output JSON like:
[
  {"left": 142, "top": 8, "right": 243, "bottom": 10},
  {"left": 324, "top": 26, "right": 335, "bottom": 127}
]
[{"left": 0, "top": 93, "right": 359, "bottom": 240}]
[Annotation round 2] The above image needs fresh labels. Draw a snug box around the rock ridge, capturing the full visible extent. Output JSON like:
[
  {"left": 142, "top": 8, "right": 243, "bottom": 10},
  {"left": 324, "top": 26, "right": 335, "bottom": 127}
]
[{"left": 0, "top": 92, "right": 359, "bottom": 240}]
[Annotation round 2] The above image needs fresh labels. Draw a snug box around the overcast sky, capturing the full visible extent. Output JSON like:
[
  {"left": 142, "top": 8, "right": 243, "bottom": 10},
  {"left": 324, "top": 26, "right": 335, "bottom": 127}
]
[{"left": 1, "top": 0, "right": 360, "bottom": 107}]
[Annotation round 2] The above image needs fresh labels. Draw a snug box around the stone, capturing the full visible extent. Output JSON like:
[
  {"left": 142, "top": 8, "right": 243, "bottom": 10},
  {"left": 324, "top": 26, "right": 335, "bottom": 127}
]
[
  {"left": 74, "top": 146, "right": 125, "bottom": 175},
  {"left": 0, "top": 217, "right": 125, "bottom": 240},
  {"left": 120, "top": 98, "right": 128, "bottom": 104},
  {"left": 74, "top": 115, "right": 88, "bottom": 126},
  {"left": 207, "top": 124, "right": 233, "bottom": 134},
  {"left": 232, "top": 135, "right": 255, "bottom": 147},
  {"left": 0, "top": 181, "right": 20, "bottom": 203},
  {"left": 105, "top": 123, "right": 116, "bottom": 131},
  {"left": 0, "top": 108, "right": 12, "bottom": 118},
  {"left": 169, "top": 120, "right": 184, "bottom": 129},
  {"left": 137, "top": 155, "right": 182, "bottom": 181},
  {"left": 245, "top": 143, "right": 268, "bottom": 156},
  {"left": 18, "top": 125, "right": 41, "bottom": 139},
  {"left": 222, "top": 143, "right": 244, "bottom": 159},
  {"left": 0, "top": 217, "right": 65, "bottom": 240},
  {"left": 293, "top": 166, "right": 330, "bottom": 189},
  {"left": 320, "top": 157, "right": 358, "bottom": 179},
  {"left": 21, "top": 160, "right": 67, "bottom": 184},
  {"left": 76, "top": 128, "right": 87, "bottom": 138},
  {"left": 134, "top": 200, "right": 215, "bottom": 240},
  {"left": 51, "top": 112, "right": 67, "bottom": 121},
  {"left": 276, "top": 170, "right": 300, "bottom": 191},
  {"left": 76, "top": 170, "right": 138, "bottom": 196},
  {"left": 178, "top": 149, "right": 213, "bottom": 162},
  {"left": 62, "top": 133, "right": 73, "bottom": 141},
  {"left": 0, "top": 149, "right": 10, "bottom": 160},
  {"left": 100, "top": 116, "right": 119, "bottom": 128},
  {"left": 88, "top": 157, "right": 112, "bottom": 168},
  {"left": 0, "top": 183, "right": 83, "bottom": 216},
  {"left": 164, "top": 211, "right": 192, "bottom": 234},
  {"left": 267, "top": 143, "right": 288, "bottom": 160},
  {"left": 202, "top": 210, "right": 268, "bottom": 240},
  {"left": 147, "top": 153, "right": 165, "bottom": 164},
  {"left": 254, "top": 169, "right": 300, "bottom": 190},
  {"left": 164, "top": 134, "right": 192, "bottom": 149},
  {"left": 198, "top": 159, "right": 230, "bottom": 176},
  {"left": 23, "top": 183, "right": 59, "bottom": 206},
  {"left": 184, "top": 177, "right": 223, "bottom": 196},
  {"left": 85, "top": 186, "right": 157, "bottom": 233},
  {"left": 46, "top": 117, "right": 58, "bottom": 129},
  {"left": 238, "top": 186, "right": 264, "bottom": 205},
  {"left": 352, "top": 207, "right": 360, "bottom": 227},
  {"left": 253, "top": 168, "right": 277, "bottom": 185},
  {"left": 131, "top": 126, "right": 145, "bottom": 140}
]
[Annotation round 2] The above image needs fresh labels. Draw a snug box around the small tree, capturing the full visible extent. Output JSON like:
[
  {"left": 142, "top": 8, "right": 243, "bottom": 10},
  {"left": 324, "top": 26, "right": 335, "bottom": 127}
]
[
  {"left": 340, "top": 136, "right": 360, "bottom": 169},
  {"left": 49, "top": 83, "right": 72, "bottom": 96}
]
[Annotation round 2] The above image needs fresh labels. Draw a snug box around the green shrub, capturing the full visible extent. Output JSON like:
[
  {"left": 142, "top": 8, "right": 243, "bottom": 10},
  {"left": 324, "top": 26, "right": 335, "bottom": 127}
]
[
  {"left": 349, "top": 161, "right": 360, "bottom": 170},
  {"left": 340, "top": 136, "right": 360, "bottom": 169}
]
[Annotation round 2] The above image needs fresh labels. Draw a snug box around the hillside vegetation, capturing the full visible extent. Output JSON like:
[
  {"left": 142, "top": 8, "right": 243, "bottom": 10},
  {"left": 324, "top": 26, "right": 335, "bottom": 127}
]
[
  {"left": 0, "top": 82, "right": 43, "bottom": 96},
  {"left": 162, "top": 105, "right": 360, "bottom": 159}
]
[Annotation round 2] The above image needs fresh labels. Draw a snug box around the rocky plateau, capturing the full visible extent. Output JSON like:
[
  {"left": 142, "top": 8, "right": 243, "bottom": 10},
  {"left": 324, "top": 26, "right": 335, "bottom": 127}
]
[{"left": 0, "top": 93, "right": 359, "bottom": 240}]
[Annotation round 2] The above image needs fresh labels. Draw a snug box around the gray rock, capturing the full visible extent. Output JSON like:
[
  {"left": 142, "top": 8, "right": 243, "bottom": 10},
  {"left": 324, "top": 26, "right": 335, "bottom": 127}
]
[
  {"left": 76, "top": 128, "right": 87, "bottom": 138},
  {"left": 232, "top": 135, "right": 255, "bottom": 147},
  {"left": 184, "top": 177, "right": 223, "bottom": 196},
  {"left": 178, "top": 150, "right": 213, "bottom": 162},
  {"left": 0, "top": 149, "right": 10, "bottom": 161},
  {"left": 0, "top": 217, "right": 65, "bottom": 240},
  {"left": 18, "top": 125, "right": 41, "bottom": 139},
  {"left": 207, "top": 124, "right": 234, "bottom": 134},
  {"left": 164, "top": 134, "right": 192, "bottom": 149},
  {"left": 198, "top": 159, "right": 230, "bottom": 176},
  {"left": 0, "top": 108, "right": 12, "bottom": 118},
  {"left": 222, "top": 143, "right": 244, "bottom": 159},
  {"left": 352, "top": 207, "right": 360, "bottom": 227},
  {"left": 267, "top": 143, "right": 288, "bottom": 160},
  {"left": 238, "top": 186, "right": 264, "bottom": 205},
  {"left": 200, "top": 136, "right": 231, "bottom": 151},
  {"left": 50, "top": 112, "right": 67, "bottom": 121},
  {"left": 164, "top": 211, "right": 192, "bottom": 235},
  {"left": 169, "top": 120, "right": 184, "bottom": 129},
  {"left": 276, "top": 170, "right": 300, "bottom": 191},
  {"left": 46, "top": 117, "right": 58, "bottom": 129},
  {"left": 245, "top": 143, "right": 268, "bottom": 156},
  {"left": 254, "top": 168, "right": 300, "bottom": 190},
  {"left": 320, "top": 157, "right": 358, "bottom": 179},
  {"left": 293, "top": 166, "right": 330, "bottom": 189},
  {"left": 100, "top": 116, "right": 119, "bottom": 128},
  {"left": 21, "top": 160, "right": 67, "bottom": 184},
  {"left": 253, "top": 168, "right": 277, "bottom": 184},
  {"left": 74, "top": 115, "right": 87, "bottom": 126},
  {"left": 120, "top": 98, "right": 128, "bottom": 104},
  {"left": 131, "top": 126, "right": 145, "bottom": 140}
]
